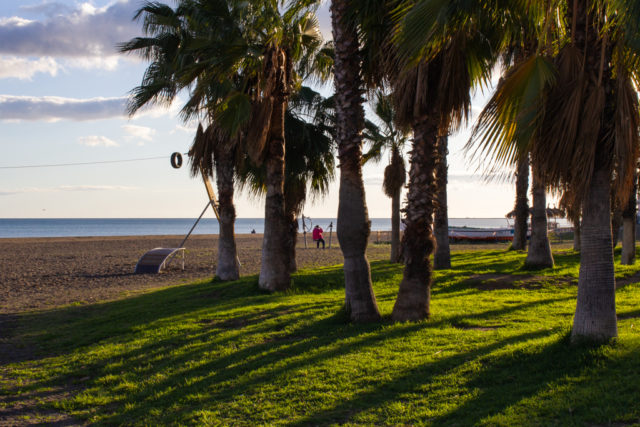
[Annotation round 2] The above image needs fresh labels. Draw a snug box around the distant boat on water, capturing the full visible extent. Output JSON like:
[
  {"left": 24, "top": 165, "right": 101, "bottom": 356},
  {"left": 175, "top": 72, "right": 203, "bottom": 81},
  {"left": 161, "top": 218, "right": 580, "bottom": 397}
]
[{"left": 448, "top": 227, "right": 514, "bottom": 242}]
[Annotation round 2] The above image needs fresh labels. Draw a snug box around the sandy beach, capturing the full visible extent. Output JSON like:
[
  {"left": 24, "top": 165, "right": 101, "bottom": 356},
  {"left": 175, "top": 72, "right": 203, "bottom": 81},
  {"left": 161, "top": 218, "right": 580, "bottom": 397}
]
[{"left": 0, "top": 233, "right": 394, "bottom": 314}]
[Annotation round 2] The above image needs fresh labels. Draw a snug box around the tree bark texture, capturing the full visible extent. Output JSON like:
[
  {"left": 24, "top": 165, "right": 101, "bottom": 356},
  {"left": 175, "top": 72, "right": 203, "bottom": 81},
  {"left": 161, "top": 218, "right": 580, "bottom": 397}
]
[
  {"left": 285, "top": 203, "right": 299, "bottom": 273},
  {"left": 390, "top": 189, "right": 402, "bottom": 263},
  {"left": 511, "top": 155, "right": 530, "bottom": 251},
  {"left": 331, "top": 0, "right": 380, "bottom": 322},
  {"left": 259, "top": 49, "right": 291, "bottom": 291},
  {"left": 621, "top": 172, "right": 637, "bottom": 265},
  {"left": 525, "top": 165, "right": 554, "bottom": 269},
  {"left": 572, "top": 164, "right": 617, "bottom": 341},
  {"left": 433, "top": 135, "right": 451, "bottom": 269},
  {"left": 214, "top": 147, "right": 240, "bottom": 280},
  {"left": 570, "top": 0, "right": 617, "bottom": 342},
  {"left": 392, "top": 116, "right": 438, "bottom": 322},
  {"left": 611, "top": 205, "right": 622, "bottom": 248},
  {"left": 573, "top": 220, "right": 581, "bottom": 252}
]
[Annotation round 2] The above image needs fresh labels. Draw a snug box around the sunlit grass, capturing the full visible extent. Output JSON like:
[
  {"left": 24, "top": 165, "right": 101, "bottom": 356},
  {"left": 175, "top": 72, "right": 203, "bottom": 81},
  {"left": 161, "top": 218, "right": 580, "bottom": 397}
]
[{"left": 2, "top": 247, "right": 640, "bottom": 425}]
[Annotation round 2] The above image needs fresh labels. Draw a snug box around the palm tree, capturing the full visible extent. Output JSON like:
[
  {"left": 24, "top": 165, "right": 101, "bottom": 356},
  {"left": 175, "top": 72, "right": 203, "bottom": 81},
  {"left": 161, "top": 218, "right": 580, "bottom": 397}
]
[
  {"left": 433, "top": 134, "right": 451, "bottom": 269},
  {"left": 465, "top": 0, "right": 640, "bottom": 342},
  {"left": 122, "top": 0, "right": 330, "bottom": 290},
  {"left": 389, "top": 4, "right": 498, "bottom": 321},
  {"left": 120, "top": 1, "right": 240, "bottom": 281},
  {"left": 524, "top": 163, "right": 553, "bottom": 269},
  {"left": 190, "top": 123, "right": 241, "bottom": 279},
  {"left": 362, "top": 91, "right": 408, "bottom": 263},
  {"left": 511, "top": 155, "right": 530, "bottom": 251},
  {"left": 621, "top": 170, "right": 638, "bottom": 265},
  {"left": 330, "top": 0, "right": 381, "bottom": 322},
  {"left": 238, "top": 87, "right": 336, "bottom": 272}
]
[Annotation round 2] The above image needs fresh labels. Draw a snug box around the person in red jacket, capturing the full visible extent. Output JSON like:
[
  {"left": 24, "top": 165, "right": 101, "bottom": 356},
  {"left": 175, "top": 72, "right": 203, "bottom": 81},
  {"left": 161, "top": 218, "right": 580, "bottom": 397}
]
[{"left": 312, "top": 225, "right": 325, "bottom": 249}]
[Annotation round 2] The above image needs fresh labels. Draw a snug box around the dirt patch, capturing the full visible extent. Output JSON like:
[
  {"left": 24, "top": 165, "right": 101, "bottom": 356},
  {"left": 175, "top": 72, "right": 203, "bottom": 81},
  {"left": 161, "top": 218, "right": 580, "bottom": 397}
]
[{"left": 464, "top": 273, "right": 577, "bottom": 291}]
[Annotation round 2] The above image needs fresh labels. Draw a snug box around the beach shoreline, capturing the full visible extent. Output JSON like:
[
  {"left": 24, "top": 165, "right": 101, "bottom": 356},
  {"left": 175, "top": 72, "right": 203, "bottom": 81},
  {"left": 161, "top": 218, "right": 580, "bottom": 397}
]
[{"left": 0, "top": 234, "right": 391, "bottom": 314}]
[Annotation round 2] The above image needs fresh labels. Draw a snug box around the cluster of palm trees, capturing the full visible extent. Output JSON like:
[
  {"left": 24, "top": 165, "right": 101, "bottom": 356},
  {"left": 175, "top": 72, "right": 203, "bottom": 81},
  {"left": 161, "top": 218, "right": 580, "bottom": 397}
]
[{"left": 123, "top": 0, "right": 640, "bottom": 344}]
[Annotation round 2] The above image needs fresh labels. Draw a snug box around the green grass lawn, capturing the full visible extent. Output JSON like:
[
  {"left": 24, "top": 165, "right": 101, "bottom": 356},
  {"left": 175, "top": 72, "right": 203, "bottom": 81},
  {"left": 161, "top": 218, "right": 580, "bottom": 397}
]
[{"left": 2, "top": 248, "right": 640, "bottom": 425}]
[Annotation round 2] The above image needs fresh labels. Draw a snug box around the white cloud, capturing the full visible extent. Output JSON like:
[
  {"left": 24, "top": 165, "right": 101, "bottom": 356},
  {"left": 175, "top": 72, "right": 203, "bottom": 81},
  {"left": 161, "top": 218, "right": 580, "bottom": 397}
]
[
  {"left": 123, "top": 124, "right": 155, "bottom": 144},
  {"left": 58, "top": 185, "right": 137, "bottom": 191},
  {"left": 78, "top": 135, "right": 119, "bottom": 147},
  {"left": 171, "top": 124, "right": 198, "bottom": 134},
  {"left": 64, "top": 55, "right": 120, "bottom": 71},
  {"left": 0, "top": 185, "right": 137, "bottom": 196},
  {"left": 0, "top": 95, "right": 127, "bottom": 121},
  {"left": 0, "top": 56, "right": 60, "bottom": 79},
  {"left": 0, "top": 17, "right": 34, "bottom": 26},
  {"left": 0, "top": 0, "right": 140, "bottom": 73},
  {"left": 0, "top": 94, "right": 181, "bottom": 122}
]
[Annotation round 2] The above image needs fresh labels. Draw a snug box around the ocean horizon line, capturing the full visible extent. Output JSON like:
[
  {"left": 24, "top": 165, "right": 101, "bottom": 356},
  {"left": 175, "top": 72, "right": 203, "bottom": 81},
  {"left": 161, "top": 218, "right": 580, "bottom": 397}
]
[{"left": 0, "top": 217, "right": 566, "bottom": 239}]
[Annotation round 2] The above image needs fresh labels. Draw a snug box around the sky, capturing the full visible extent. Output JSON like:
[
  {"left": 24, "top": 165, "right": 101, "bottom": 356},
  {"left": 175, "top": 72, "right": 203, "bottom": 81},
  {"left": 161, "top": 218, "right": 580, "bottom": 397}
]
[{"left": 0, "top": 0, "right": 521, "bottom": 219}]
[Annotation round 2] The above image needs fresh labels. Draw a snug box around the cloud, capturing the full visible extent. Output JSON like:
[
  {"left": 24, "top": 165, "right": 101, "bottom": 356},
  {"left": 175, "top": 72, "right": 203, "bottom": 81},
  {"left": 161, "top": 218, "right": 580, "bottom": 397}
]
[
  {"left": 78, "top": 135, "right": 119, "bottom": 147},
  {"left": 58, "top": 185, "right": 137, "bottom": 191},
  {"left": 0, "top": 94, "right": 181, "bottom": 122},
  {"left": 20, "top": 2, "right": 75, "bottom": 18},
  {"left": 0, "top": 185, "right": 138, "bottom": 196},
  {"left": 171, "top": 124, "right": 198, "bottom": 135},
  {"left": 0, "top": 1, "right": 140, "bottom": 58},
  {"left": 123, "top": 124, "right": 155, "bottom": 144},
  {"left": 0, "top": 56, "right": 60, "bottom": 79},
  {"left": 0, "top": 95, "right": 126, "bottom": 121}
]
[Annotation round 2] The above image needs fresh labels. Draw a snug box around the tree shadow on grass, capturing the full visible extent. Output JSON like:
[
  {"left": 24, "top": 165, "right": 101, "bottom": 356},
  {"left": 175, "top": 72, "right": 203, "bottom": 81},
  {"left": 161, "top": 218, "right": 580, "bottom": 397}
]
[
  {"left": 4, "top": 261, "right": 400, "bottom": 366},
  {"left": 289, "top": 332, "right": 640, "bottom": 426},
  {"left": 15, "top": 296, "right": 568, "bottom": 424},
  {"left": 3, "top": 259, "right": 593, "bottom": 425},
  {"left": 433, "top": 337, "right": 640, "bottom": 425}
]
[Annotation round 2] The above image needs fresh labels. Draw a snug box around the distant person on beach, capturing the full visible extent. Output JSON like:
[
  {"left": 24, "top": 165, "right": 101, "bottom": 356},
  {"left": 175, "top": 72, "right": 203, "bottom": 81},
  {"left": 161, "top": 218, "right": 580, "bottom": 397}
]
[
  {"left": 313, "top": 225, "right": 325, "bottom": 249},
  {"left": 251, "top": 229, "right": 256, "bottom": 234}
]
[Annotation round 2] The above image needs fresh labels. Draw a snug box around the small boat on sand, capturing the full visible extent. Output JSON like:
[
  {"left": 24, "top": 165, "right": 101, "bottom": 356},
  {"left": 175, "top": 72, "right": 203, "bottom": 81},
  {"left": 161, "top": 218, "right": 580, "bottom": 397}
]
[{"left": 448, "top": 227, "right": 514, "bottom": 242}]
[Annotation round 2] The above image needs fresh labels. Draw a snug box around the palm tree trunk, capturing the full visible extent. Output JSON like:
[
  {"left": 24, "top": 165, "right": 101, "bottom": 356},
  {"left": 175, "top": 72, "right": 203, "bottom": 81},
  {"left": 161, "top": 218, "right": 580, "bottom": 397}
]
[
  {"left": 611, "top": 205, "right": 622, "bottom": 248},
  {"left": 433, "top": 135, "right": 451, "bottom": 269},
  {"left": 572, "top": 161, "right": 617, "bottom": 341},
  {"left": 511, "top": 155, "right": 530, "bottom": 251},
  {"left": 569, "top": 0, "right": 618, "bottom": 343},
  {"left": 621, "top": 171, "right": 637, "bottom": 265},
  {"left": 214, "top": 147, "right": 240, "bottom": 280},
  {"left": 259, "top": 52, "right": 291, "bottom": 291},
  {"left": 525, "top": 164, "right": 554, "bottom": 268},
  {"left": 573, "top": 219, "right": 581, "bottom": 251},
  {"left": 284, "top": 193, "right": 301, "bottom": 273},
  {"left": 390, "top": 189, "right": 401, "bottom": 262},
  {"left": 331, "top": 0, "right": 380, "bottom": 322},
  {"left": 287, "top": 213, "right": 299, "bottom": 273},
  {"left": 392, "top": 115, "right": 438, "bottom": 321}
]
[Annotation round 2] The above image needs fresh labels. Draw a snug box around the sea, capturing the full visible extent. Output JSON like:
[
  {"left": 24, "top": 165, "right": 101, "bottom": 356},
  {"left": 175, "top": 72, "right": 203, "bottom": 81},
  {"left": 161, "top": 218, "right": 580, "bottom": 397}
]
[{"left": 0, "top": 218, "right": 570, "bottom": 239}]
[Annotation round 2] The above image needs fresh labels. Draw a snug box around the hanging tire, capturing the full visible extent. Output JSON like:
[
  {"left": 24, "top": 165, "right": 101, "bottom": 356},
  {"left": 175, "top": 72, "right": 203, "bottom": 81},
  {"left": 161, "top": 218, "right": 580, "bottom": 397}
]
[{"left": 170, "top": 152, "right": 183, "bottom": 169}]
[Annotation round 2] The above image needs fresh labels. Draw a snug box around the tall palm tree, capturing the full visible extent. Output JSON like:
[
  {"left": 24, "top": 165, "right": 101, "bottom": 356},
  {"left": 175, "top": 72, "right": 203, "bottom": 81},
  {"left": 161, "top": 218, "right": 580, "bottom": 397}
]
[
  {"left": 330, "top": 0, "right": 381, "bottom": 322},
  {"left": 389, "top": 3, "right": 498, "bottom": 321},
  {"left": 190, "top": 123, "right": 241, "bottom": 279},
  {"left": 621, "top": 170, "right": 638, "bottom": 265},
  {"left": 465, "top": 0, "right": 640, "bottom": 342},
  {"left": 120, "top": 1, "right": 240, "bottom": 281},
  {"left": 362, "top": 91, "right": 409, "bottom": 263},
  {"left": 238, "top": 87, "right": 336, "bottom": 272},
  {"left": 511, "top": 155, "right": 530, "bottom": 251},
  {"left": 524, "top": 163, "right": 553, "bottom": 268},
  {"left": 122, "top": 0, "right": 330, "bottom": 290},
  {"left": 433, "top": 134, "right": 451, "bottom": 269}
]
